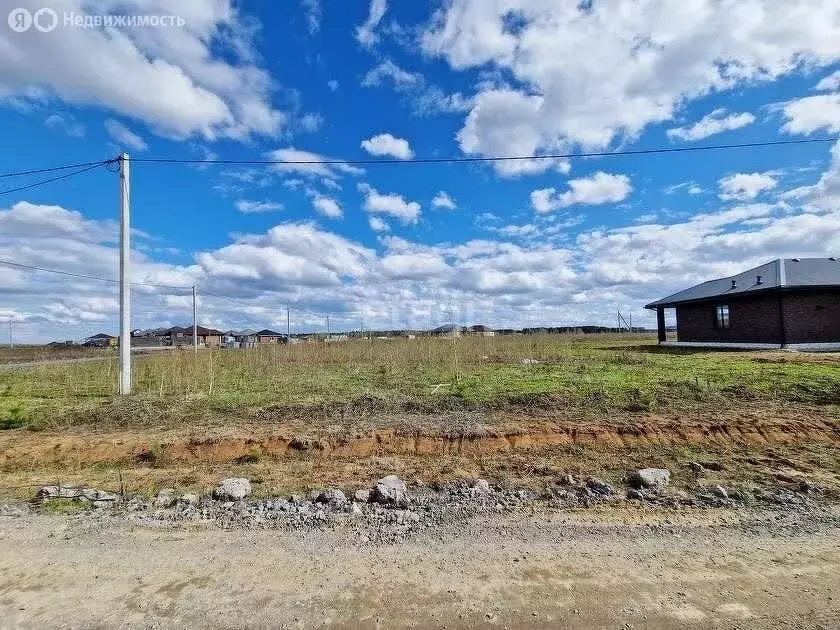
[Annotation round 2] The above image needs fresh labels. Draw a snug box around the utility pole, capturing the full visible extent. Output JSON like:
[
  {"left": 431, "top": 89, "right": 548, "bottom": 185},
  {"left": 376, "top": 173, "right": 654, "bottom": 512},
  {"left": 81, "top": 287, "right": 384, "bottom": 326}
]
[
  {"left": 286, "top": 306, "right": 291, "bottom": 342},
  {"left": 326, "top": 315, "right": 330, "bottom": 342},
  {"left": 8, "top": 319, "right": 12, "bottom": 349},
  {"left": 118, "top": 153, "right": 131, "bottom": 395},
  {"left": 192, "top": 286, "right": 198, "bottom": 354}
]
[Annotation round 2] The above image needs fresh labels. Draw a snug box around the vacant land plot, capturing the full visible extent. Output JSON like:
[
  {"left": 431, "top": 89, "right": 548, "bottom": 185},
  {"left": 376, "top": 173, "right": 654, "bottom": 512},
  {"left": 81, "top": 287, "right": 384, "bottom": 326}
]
[{"left": 0, "top": 334, "right": 838, "bottom": 499}]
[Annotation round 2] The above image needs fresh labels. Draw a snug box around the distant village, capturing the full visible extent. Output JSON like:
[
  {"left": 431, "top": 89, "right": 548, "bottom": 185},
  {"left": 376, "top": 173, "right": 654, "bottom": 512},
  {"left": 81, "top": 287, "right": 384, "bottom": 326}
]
[{"left": 51, "top": 324, "right": 645, "bottom": 348}]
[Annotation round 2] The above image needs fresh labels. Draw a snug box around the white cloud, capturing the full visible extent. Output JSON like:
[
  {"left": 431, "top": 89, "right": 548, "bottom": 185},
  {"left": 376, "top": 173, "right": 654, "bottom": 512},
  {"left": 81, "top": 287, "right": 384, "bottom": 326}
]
[
  {"left": 266, "top": 147, "right": 364, "bottom": 180},
  {"left": 667, "top": 109, "right": 755, "bottom": 142},
  {"left": 0, "top": 0, "right": 283, "bottom": 140},
  {"left": 311, "top": 195, "right": 343, "bottom": 219},
  {"left": 104, "top": 119, "right": 148, "bottom": 151},
  {"left": 358, "top": 183, "right": 421, "bottom": 223},
  {"left": 361, "top": 133, "right": 414, "bottom": 159},
  {"left": 327, "top": 80, "right": 340, "bottom": 92},
  {"left": 719, "top": 172, "right": 778, "bottom": 201},
  {"left": 44, "top": 113, "right": 84, "bottom": 137},
  {"left": 432, "top": 191, "right": 457, "bottom": 210},
  {"left": 301, "top": 0, "right": 321, "bottom": 34},
  {"left": 688, "top": 186, "right": 704, "bottom": 195},
  {"left": 369, "top": 216, "right": 390, "bottom": 232},
  {"left": 816, "top": 70, "right": 840, "bottom": 91},
  {"left": 235, "top": 200, "right": 283, "bottom": 214},
  {"left": 361, "top": 60, "right": 472, "bottom": 117},
  {"left": 781, "top": 93, "right": 840, "bottom": 135},
  {"left": 356, "top": 0, "right": 388, "bottom": 48},
  {"left": 422, "top": 1, "right": 840, "bottom": 173},
  {"left": 531, "top": 173, "right": 632, "bottom": 213}
]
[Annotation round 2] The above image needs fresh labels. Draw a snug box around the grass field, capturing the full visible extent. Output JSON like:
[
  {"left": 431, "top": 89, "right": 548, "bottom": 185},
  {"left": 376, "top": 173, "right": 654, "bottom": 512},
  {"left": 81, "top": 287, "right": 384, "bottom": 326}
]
[
  {"left": 1, "top": 333, "right": 839, "bottom": 499},
  {"left": 2, "top": 333, "right": 840, "bottom": 430}
]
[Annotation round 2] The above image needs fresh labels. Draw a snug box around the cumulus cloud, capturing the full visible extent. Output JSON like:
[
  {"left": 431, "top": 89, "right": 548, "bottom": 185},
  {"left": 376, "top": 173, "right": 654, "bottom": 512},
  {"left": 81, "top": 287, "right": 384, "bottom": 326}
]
[
  {"left": 300, "top": 0, "right": 321, "bottom": 34},
  {"left": 356, "top": 0, "right": 388, "bottom": 47},
  {"left": 422, "top": 1, "right": 840, "bottom": 173},
  {"left": 361, "top": 133, "right": 414, "bottom": 159},
  {"left": 44, "top": 113, "right": 84, "bottom": 137},
  {"left": 104, "top": 119, "right": 148, "bottom": 151},
  {"left": 358, "top": 183, "right": 421, "bottom": 223},
  {"left": 815, "top": 70, "right": 840, "bottom": 92},
  {"left": 432, "top": 191, "right": 457, "bottom": 210},
  {"left": 781, "top": 93, "right": 840, "bottom": 134},
  {"left": 311, "top": 195, "right": 343, "bottom": 219},
  {"left": 667, "top": 109, "right": 755, "bottom": 142},
  {"left": 235, "top": 200, "right": 283, "bottom": 214},
  {"left": 265, "top": 147, "right": 364, "bottom": 181},
  {"left": 531, "top": 173, "right": 632, "bottom": 213},
  {"left": 361, "top": 60, "right": 472, "bottom": 117},
  {"left": 719, "top": 172, "right": 778, "bottom": 201},
  {"left": 368, "top": 216, "right": 390, "bottom": 232},
  {"left": 0, "top": 0, "right": 283, "bottom": 140}
]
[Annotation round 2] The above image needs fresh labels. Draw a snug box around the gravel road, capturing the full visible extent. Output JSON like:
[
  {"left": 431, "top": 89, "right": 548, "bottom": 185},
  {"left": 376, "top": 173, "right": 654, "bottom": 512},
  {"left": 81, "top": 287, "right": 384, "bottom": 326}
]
[{"left": 1, "top": 507, "right": 838, "bottom": 628}]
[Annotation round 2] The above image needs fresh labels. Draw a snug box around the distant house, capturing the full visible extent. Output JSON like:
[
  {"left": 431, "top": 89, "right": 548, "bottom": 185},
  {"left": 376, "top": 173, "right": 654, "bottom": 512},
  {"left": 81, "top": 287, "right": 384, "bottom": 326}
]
[
  {"left": 84, "top": 333, "right": 117, "bottom": 348},
  {"left": 467, "top": 324, "right": 495, "bottom": 337},
  {"left": 256, "top": 329, "right": 286, "bottom": 344},
  {"left": 431, "top": 324, "right": 465, "bottom": 338},
  {"left": 223, "top": 329, "right": 257, "bottom": 348},
  {"left": 645, "top": 258, "right": 840, "bottom": 350}
]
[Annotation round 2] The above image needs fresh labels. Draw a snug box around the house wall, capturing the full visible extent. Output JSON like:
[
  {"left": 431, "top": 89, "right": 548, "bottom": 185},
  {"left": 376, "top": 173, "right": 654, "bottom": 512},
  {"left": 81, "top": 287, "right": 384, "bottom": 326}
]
[
  {"left": 782, "top": 291, "right": 840, "bottom": 343},
  {"left": 676, "top": 294, "right": 782, "bottom": 343}
]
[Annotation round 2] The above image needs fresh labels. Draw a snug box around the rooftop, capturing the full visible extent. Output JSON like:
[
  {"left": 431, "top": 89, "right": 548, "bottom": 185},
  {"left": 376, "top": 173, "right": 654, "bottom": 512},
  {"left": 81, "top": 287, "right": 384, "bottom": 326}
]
[{"left": 645, "top": 258, "right": 840, "bottom": 309}]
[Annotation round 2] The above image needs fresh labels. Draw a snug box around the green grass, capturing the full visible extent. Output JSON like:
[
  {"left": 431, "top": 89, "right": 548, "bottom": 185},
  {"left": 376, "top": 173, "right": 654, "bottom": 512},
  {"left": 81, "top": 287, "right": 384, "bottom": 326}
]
[
  {"left": 2, "top": 334, "right": 840, "bottom": 428},
  {"left": 39, "top": 498, "right": 91, "bottom": 514}
]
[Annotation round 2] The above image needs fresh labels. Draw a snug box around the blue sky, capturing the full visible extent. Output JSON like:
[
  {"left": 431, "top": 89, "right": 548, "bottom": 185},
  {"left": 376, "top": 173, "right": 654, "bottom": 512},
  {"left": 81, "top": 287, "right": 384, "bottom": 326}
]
[{"left": 1, "top": 0, "right": 840, "bottom": 341}]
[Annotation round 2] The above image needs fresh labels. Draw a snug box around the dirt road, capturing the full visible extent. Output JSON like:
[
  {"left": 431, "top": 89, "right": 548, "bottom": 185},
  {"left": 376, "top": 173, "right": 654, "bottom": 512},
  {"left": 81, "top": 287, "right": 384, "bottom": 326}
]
[{"left": 1, "top": 509, "right": 838, "bottom": 628}]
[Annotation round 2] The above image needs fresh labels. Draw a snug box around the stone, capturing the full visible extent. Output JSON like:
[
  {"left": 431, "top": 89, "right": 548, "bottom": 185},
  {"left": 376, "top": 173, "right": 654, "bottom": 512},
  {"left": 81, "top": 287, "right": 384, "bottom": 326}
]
[
  {"left": 154, "top": 489, "right": 177, "bottom": 508},
  {"left": 628, "top": 468, "right": 671, "bottom": 490},
  {"left": 37, "top": 486, "right": 83, "bottom": 501},
  {"left": 354, "top": 489, "right": 372, "bottom": 503},
  {"left": 370, "top": 475, "right": 410, "bottom": 508},
  {"left": 315, "top": 489, "right": 348, "bottom": 507},
  {"left": 351, "top": 502, "right": 364, "bottom": 516},
  {"left": 471, "top": 479, "right": 492, "bottom": 496},
  {"left": 559, "top": 473, "right": 576, "bottom": 486},
  {"left": 627, "top": 488, "right": 646, "bottom": 501},
  {"left": 711, "top": 485, "right": 729, "bottom": 500},
  {"left": 687, "top": 462, "right": 705, "bottom": 474},
  {"left": 213, "top": 478, "right": 251, "bottom": 502},
  {"left": 178, "top": 494, "right": 198, "bottom": 507},
  {"left": 585, "top": 477, "right": 615, "bottom": 496}
]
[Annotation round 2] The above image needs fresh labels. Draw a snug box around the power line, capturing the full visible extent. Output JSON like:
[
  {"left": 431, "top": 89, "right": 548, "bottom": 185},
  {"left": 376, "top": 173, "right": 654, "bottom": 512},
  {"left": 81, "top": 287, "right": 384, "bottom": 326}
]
[
  {"left": 0, "top": 160, "right": 114, "bottom": 179},
  {"left": 0, "top": 259, "right": 191, "bottom": 291},
  {"left": 130, "top": 137, "right": 838, "bottom": 167},
  {"left": 0, "top": 161, "right": 113, "bottom": 196}
]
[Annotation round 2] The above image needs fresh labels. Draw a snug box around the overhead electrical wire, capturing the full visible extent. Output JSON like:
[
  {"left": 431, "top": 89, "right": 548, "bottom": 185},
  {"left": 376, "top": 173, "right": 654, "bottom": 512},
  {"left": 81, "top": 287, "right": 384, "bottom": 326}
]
[
  {"left": 0, "top": 160, "right": 117, "bottom": 179},
  {"left": 0, "top": 161, "right": 114, "bottom": 196},
  {"left": 0, "top": 259, "right": 191, "bottom": 291},
  {"left": 128, "top": 137, "right": 839, "bottom": 167},
  {"left": 1, "top": 137, "right": 836, "bottom": 183}
]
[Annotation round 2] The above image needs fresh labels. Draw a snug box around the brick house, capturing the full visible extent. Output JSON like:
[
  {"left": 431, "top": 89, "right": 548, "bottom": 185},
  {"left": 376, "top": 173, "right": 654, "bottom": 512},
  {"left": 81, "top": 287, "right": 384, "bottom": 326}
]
[{"left": 645, "top": 258, "right": 840, "bottom": 350}]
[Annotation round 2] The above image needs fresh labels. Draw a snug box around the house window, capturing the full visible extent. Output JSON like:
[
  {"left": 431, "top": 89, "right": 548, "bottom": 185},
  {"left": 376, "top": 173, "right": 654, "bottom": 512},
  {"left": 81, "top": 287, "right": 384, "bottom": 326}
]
[{"left": 715, "top": 304, "right": 730, "bottom": 330}]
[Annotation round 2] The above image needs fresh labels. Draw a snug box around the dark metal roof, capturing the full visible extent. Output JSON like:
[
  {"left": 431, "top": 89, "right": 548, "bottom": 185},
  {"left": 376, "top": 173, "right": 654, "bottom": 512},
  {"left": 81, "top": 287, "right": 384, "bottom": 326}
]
[{"left": 645, "top": 258, "right": 840, "bottom": 309}]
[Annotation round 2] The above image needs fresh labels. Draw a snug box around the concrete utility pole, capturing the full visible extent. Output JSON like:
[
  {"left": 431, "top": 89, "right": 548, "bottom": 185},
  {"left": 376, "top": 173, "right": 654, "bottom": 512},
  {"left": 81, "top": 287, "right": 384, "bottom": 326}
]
[
  {"left": 286, "top": 307, "right": 291, "bottom": 342},
  {"left": 192, "top": 286, "right": 198, "bottom": 354},
  {"left": 326, "top": 315, "right": 330, "bottom": 342},
  {"left": 118, "top": 153, "right": 131, "bottom": 395},
  {"left": 8, "top": 319, "right": 12, "bottom": 349}
]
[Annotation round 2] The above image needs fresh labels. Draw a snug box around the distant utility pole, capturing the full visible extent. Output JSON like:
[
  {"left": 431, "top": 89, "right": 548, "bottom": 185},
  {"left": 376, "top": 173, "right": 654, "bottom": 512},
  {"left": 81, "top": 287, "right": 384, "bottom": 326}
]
[
  {"left": 326, "top": 315, "right": 330, "bottom": 342},
  {"left": 192, "top": 286, "right": 198, "bottom": 354},
  {"left": 118, "top": 153, "right": 131, "bottom": 395},
  {"left": 286, "top": 306, "right": 291, "bottom": 341},
  {"left": 8, "top": 319, "right": 12, "bottom": 349}
]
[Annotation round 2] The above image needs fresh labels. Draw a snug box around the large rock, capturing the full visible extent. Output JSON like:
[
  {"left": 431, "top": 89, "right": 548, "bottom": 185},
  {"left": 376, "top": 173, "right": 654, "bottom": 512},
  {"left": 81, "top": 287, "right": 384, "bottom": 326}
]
[
  {"left": 314, "top": 488, "right": 348, "bottom": 507},
  {"left": 354, "top": 489, "right": 371, "bottom": 503},
  {"left": 471, "top": 479, "right": 492, "bottom": 496},
  {"left": 154, "top": 489, "right": 177, "bottom": 508},
  {"left": 585, "top": 477, "right": 615, "bottom": 496},
  {"left": 370, "top": 475, "right": 410, "bottom": 508},
  {"left": 213, "top": 478, "right": 252, "bottom": 501},
  {"left": 628, "top": 468, "right": 671, "bottom": 490},
  {"left": 37, "top": 486, "right": 120, "bottom": 503}
]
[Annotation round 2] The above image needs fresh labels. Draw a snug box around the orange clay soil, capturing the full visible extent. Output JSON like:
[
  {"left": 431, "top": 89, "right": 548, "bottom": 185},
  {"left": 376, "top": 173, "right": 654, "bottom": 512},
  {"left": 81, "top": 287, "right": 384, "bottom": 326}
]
[{"left": 2, "top": 408, "right": 837, "bottom": 469}]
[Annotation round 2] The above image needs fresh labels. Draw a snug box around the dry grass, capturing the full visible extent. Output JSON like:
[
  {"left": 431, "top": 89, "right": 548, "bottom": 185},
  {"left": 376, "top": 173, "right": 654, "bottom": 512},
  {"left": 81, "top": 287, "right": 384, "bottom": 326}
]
[{"left": 2, "top": 333, "right": 840, "bottom": 430}]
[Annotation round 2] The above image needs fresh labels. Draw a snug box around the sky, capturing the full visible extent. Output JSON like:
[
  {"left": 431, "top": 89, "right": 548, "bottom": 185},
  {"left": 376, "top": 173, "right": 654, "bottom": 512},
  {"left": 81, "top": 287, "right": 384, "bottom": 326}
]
[{"left": 1, "top": 0, "right": 840, "bottom": 342}]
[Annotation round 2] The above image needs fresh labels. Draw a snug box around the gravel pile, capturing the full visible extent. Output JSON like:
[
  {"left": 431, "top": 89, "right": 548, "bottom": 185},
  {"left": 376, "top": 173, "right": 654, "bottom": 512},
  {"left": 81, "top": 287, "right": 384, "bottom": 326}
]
[{"left": 8, "top": 468, "right": 832, "bottom": 543}]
